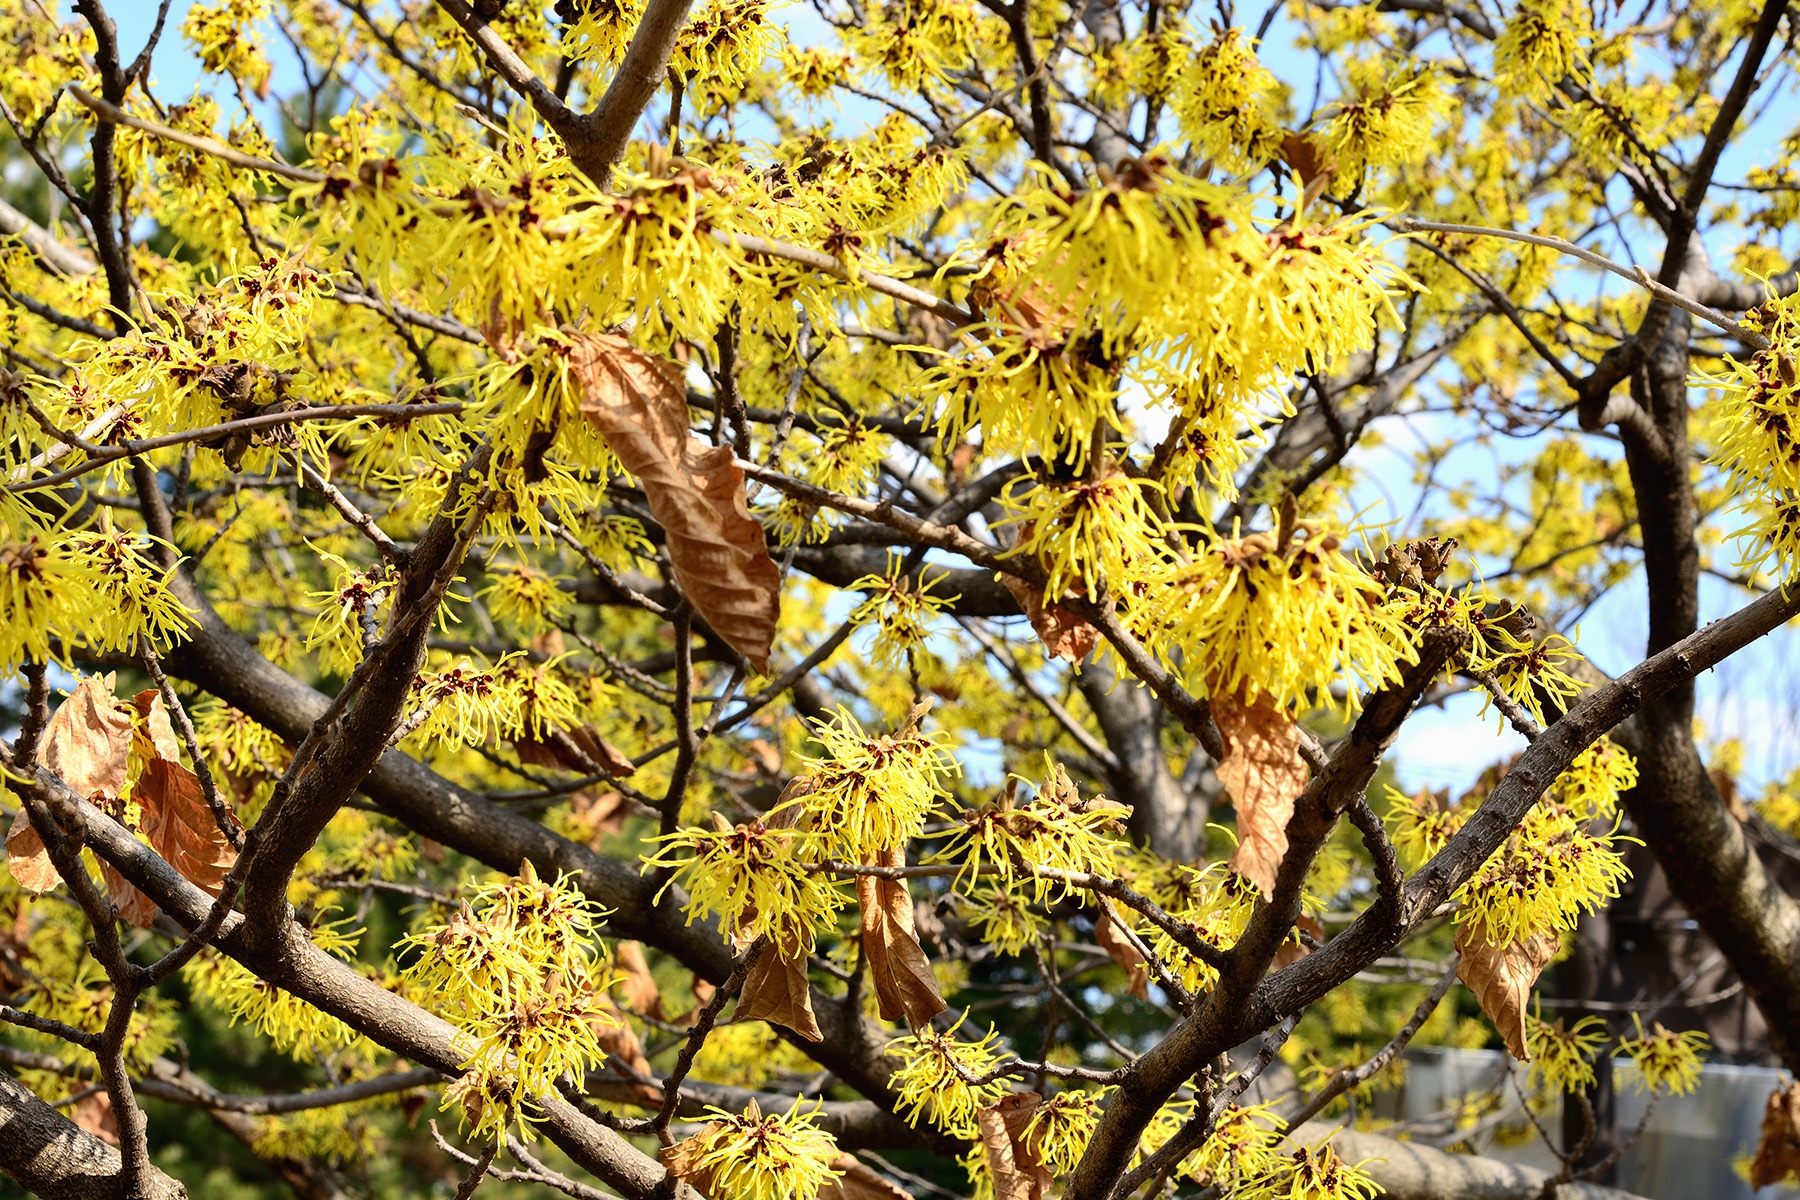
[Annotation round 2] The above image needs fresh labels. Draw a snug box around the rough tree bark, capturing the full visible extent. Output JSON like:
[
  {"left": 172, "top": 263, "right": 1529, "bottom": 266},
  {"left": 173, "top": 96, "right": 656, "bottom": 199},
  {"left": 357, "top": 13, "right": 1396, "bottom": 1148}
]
[{"left": 0, "top": 1074, "right": 186, "bottom": 1200}]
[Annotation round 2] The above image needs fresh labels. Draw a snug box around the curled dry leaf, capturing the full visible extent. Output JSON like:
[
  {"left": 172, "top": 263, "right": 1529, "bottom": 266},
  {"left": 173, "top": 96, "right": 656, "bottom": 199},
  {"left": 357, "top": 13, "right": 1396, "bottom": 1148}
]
[
  {"left": 736, "top": 932, "right": 822, "bottom": 1042},
  {"left": 1271, "top": 912, "right": 1324, "bottom": 972},
  {"left": 512, "top": 722, "right": 637, "bottom": 779},
  {"left": 856, "top": 846, "right": 948, "bottom": 1028},
  {"left": 71, "top": 1089, "right": 118, "bottom": 1146},
  {"left": 1751, "top": 1080, "right": 1800, "bottom": 1189},
  {"left": 566, "top": 789, "right": 629, "bottom": 848},
  {"left": 130, "top": 690, "right": 183, "bottom": 762},
  {"left": 819, "top": 1155, "right": 909, "bottom": 1200},
  {"left": 7, "top": 675, "right": 139, "bottom": 900},
  {"left": 137, "top": 757, "right": 239, "bottom": 898},
  {"left": 1094, "top": 907, "right": 1149, "bottom": 1001},
  {"left": 1215, "top": 691, "right": 1308, "bottom": 900},
  {"left": 975, "top": 1092, "right": 1051, "bottom": 1200},
  {"left": 968, "top": 263, "right": 1083, "bottom": 341},
  {"left": 101, "top": 861, "right": 161, "bottom": 929},
  {"left": 1279, "top": 131, "right": 1334, "bottom": 188},
  {"left": 1001, "top": 574, "right": 1097, "bottom": 664},
  {"left": 593, "top": 994, "right": 662, "bottom": 1106},
  {"left": 614, "top": 940, "right": 667, "bottom": 1022},
  {"left": 663, "top": 1123, "right": 726, "bottom": 1197},
  {"left": 43, "top": 674, "right": 133, "bottom": 803},
  {"left": 1454, "top": 925, "right": 1559, "bottom": 1061},
  {"left": 573, "top": 333, "right": 780, "bottom": 672},
  {"left": 4, "top": 810, "right": 58, "bottom": 893}
]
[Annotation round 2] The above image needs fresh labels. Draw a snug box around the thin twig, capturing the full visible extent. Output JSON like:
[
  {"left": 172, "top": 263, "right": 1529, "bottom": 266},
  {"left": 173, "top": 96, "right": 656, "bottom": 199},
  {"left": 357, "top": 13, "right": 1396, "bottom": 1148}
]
[{"left": 1393, "top": 218, "right": 1770, "bottom": 349}]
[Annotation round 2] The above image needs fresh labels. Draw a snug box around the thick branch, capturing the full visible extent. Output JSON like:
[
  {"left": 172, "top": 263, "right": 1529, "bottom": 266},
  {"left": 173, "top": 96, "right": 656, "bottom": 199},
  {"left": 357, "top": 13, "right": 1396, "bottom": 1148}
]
[{"left": 0, "top": 1072, "right": 186, "bottom": 1200}]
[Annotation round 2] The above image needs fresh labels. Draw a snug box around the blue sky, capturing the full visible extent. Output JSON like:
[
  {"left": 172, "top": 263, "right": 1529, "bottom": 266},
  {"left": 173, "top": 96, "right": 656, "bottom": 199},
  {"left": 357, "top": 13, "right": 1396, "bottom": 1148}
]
[{"left": 103, "top": 2, "right": 1800, "bottom": 796}]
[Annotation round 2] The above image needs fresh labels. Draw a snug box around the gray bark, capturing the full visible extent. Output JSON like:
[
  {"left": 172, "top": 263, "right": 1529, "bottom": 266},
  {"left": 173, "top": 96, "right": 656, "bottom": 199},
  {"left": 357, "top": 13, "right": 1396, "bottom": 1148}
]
[
  {"left": 0, "top": 1073, "right": 186, "bottom": 1200},
  {"left": 1077, "top": 661, "right": 1202, "bottom": 860}
]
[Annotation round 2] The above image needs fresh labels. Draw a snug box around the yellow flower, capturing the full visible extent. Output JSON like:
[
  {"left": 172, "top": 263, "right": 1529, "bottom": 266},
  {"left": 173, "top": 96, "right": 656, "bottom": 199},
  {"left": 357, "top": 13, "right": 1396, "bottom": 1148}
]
[
  {"left": 1455, "top": 803, "right": 1631, "bottom": 948},
  {"left": 886, "top": 1015, "right": 1012, "bottom": 1138},
  {"left": 1618, "top": 1016, "right": 1708, "bottom": 1095},
  {"left": 935, "top": 760, "right": 1131, "bottom": 905},
  {"left": 1172, "top": 28, "right": 1286, "bottom": 175},
  {"left": 1525, "top": 1013, "right": 1608, "bottom": 1094},
  {"left": 1000, "top": 469, "right": 1172, "bottom": 603},
  {"left": 787, "top": 707, "right": 960, "bottom": 859},
  {"left": 1022, "top": 1090, "right": 1106, "bottom": 1175},
  {"left": 1495, "top": 0, "right": 1592, "bottom": 99},
  {"left": 1318, "top": 60, "right": 1454, "bottom": 195},
  {"left": 1384, "top": 785, "right": 1464, "bottom": 871},
  {"left": 1149, "top": 520, "right": 1416, "bottom": 715},
  {"left": 479, "top": 564, "right": 575, "bottom": 636},
  {"left": 645, "top": 814, "right": 849, "bottom": 951},
  {"left": 848, "top": 555, "right": 959, "bottom": 670},
  {"left": 686, "top": 1098, "right": 845, "bottom": 1200}
]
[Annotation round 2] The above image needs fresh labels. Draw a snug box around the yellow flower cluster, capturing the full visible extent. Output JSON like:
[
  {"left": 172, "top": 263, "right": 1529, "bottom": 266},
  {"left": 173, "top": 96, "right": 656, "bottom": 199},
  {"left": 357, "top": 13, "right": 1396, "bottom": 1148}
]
[
  {"left": 685, "top": 1100, "right": 846, "bottom": 1200},
  {"left": 646, "top": 810, "right": 850, "bottom": 951},
  {"left": 1494, "top": 0, "right": 1592, "bottom": 99},
  {"left": 0, "top": 500, "right": 192, "bottom": 673},
  {"left": 787, "top": 707, "right": 961, "bottom": 859},
  {"left": 1702, "top": 295, "right": 1800, "bottom": 581},
  {"left": 1021, "top": 1090, "right": 1105, "bottom": 1174},
  {"left": 1148, "top": 523, "right": 1417, "bottom": 715},
  {"left": 1618, "top": 1017, "right": 1708, "bottom": 1095},
  {"left": 1002, "top": 469, "right": 1169, "bottom": 603},
  {"left": 936, "top": 760, "right": 1131, "bottom": 904},
  {"left": 886, "top": 1015, "right": 1012, "bottom": 1138},
  {"left": 186, "top": 951, "right": 363, "bottom": 1059},
  {"left": 1525, "top": 1013, "right": 1608, "bottom": 1094},
  {"left": 1171, "top": 29, "right": 1286, "bottom": 176},
  {"left": 1454, "top": 799, "right": 1632, "bottom": 949},
  {"left": 400, "top": 862, "right": 619, "bottom": 1137},
  {"left": 1317, "top": 60, "right": 1454, "bottom": 196},
  {"left": 847, "top": 556, "right": 959, "bottom": 670},
  {"left": 925, "top": 157, "right": 1405, "bottom": 480}
]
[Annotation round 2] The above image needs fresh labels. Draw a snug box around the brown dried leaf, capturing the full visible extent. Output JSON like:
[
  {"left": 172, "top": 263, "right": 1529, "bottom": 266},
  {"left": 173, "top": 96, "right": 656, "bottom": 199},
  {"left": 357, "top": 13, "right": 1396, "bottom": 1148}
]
[
  {"left": 42, "top": 675, "right": 133, "bottom": 803},
  {"left": 1094, "top": 908, "right": 1148, "bottom": 1001},
  {"left": 1751, "top": 1081, "right": 1800, "bottom": 1189},
  {"left": 8, "top": 677, "right": 139, "bottom": 902},
  {"left": 71, "top": 1089, "right": 118, "bottom": 1145},
  {"left": 5, "top": 809, "right": 57, "bottom": 893},
  {"left": 1279, "top": 131, "right": 1334, "bottom": 188},
  {"left": 968, "top": 266, "right": 1083, "bottom": 341},
  {"left": 1454, "top": 925, "right": 1559, "bottom": 1060},
  {"left": 512, "top": 724, "right": 637, "bottom": 779},
  {"left": 129, "top": 690, "right": 183, "bottom": 762},
  {"left": 975, "top": 1092, "right": 1050, "bottom": 1200},
  {"left": 101, "top": 860, "right": 160, "bottom": 929},
  {"left": 1271, "top": 913, "right": 1323, "bottom": 972},
  {"left": 1001, "top": 574, "right": 1097, "bottom": 664},
  {"left": 1216, "top": 692, "right": 1308, "bottom": 900},
  {"left": 745, "top": 738, "right": 783, "bottom": 777},
  {"left": 614, "top": 940, "right": 667, "bottom": 1022},
  {"left": 736, "top": 933, "right": 822, "bottom": 1041},
  {"left": 137, "top": 757, "right": 239, "bottom": 897},
  {"left": 819, "top": 1155, "right": 910, "bottom": 1200},
  {"left": 663, "top": 1123, "right": 726, "bottom": 1197},
  {"left": 574, "top": 334, "right": 780, "bottom": 671},
  {"left": 594, "top": 995, "right": 662, "bottom": 1106},
  {"left": 856, "top": 847, "right": 947, "bottom": 1028}
]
